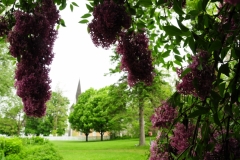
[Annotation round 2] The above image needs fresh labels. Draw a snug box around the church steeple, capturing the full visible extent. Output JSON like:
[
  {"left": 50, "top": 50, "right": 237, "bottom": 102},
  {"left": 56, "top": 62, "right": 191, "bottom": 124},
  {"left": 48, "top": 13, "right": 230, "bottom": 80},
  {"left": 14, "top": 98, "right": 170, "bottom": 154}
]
[{"left": 75, "top": 79, "right": 81, "bottom": 103}]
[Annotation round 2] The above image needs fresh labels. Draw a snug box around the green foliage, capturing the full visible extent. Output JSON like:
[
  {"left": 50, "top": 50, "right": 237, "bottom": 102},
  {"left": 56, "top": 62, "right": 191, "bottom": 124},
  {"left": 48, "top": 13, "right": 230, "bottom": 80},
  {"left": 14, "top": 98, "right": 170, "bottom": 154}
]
[
  {"left": 81, "top": 0, "right": 240, "bottom": 158},
  {"left": 18, "top": 143, "right": 63, "bottom": 160},
  {"left": 0, "top": 137, "right": 62, "bottom": 160},
  {"left": 69, "top": 88, "right": 96, "bottom": 141},
  {"left": 24, "top": 91, "right": 69, "bottom": 136},
  {"left": 0, "top": 137, "right": 23, "bottom": 156}
]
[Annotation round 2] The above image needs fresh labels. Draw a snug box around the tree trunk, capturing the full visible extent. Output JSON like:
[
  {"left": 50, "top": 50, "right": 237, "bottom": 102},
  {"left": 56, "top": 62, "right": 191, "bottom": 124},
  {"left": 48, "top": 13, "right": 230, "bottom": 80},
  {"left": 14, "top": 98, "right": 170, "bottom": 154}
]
[
  {"left": 86, "top": 133, "right": 89, "bottom": 142},
  {"left": 139, "top": 101, "right": 145, "bottom": 146},
  {"left": 100, "top": 132, "right": 104, "bottom": 141}
]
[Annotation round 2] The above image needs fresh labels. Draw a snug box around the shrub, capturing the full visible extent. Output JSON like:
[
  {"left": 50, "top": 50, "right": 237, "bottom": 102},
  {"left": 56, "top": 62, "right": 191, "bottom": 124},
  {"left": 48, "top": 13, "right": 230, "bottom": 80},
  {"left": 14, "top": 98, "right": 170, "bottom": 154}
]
[
  {"left": 19, "top": 143, "right": 63, "bottom": 160},
  {"left": 0, "top": 137, "right": 23, "bottom": 156}
]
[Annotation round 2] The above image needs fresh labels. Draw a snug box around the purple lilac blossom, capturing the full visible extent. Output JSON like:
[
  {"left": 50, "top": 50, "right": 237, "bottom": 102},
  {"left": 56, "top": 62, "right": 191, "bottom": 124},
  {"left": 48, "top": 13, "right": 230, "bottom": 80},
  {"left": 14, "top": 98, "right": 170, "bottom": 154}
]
[
  {"left": 151, "top": 101, "right": 177, "bottom": 128},
  {"left": 88, "top": 0, "right": 131, "bottom": 49},
  {"left": 149, "top": 132, "right": 169, "bottom": 160},
  {"left": 170, "top": 122, "right": 195, "bottom": 154},
  {"left": 7, "top": 0, "right": 59, "bottom": 117},
  {"left": 117, "top": 32, "right": 154, "bottom": 86},
  {"left": 176, "top": 51, "right": 215, "bottom": 100}
]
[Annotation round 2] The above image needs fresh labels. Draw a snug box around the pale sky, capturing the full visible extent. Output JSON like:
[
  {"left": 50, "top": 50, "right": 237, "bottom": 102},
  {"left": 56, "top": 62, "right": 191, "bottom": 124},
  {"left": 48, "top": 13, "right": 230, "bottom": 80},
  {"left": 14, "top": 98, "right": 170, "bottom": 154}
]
[{"left": 49, "top": 1, "right": 121, "bottom": 104}]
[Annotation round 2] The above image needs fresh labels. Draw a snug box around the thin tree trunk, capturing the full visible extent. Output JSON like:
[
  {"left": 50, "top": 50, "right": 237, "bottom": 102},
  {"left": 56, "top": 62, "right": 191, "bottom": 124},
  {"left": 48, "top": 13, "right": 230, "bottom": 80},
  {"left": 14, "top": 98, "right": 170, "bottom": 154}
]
[
  {"left": 86, "top": 133, "right": 89, "bottom": 142},
  {"left": 100, "top": 132, "right": 104, "bottom": 141},
  {"left": 139, "top": 100, "right": 145, "bottom": 146}
]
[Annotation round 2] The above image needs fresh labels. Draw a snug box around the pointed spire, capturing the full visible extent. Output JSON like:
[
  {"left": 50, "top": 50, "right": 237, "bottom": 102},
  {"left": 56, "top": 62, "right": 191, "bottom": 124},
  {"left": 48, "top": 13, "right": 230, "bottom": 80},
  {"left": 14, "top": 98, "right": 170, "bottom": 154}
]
[{"left": 75, "top": 79, "right": 81, "bottom": 103}]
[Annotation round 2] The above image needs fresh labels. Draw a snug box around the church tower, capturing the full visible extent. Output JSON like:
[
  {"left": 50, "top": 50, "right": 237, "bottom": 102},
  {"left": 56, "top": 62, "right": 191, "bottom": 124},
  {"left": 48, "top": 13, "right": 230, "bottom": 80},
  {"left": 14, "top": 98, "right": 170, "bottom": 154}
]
[
  {"left": 69, "top": 79, "right": 82, "bottom": 137},
  {"left": 75, "top": 79, "right": 81, "bottom": 103}
]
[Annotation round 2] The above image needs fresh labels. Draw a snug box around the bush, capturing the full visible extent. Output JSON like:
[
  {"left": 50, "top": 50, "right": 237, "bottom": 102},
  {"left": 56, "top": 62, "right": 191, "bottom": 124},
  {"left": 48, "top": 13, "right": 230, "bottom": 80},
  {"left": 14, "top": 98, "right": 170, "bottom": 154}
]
[
  {"left": 0, "top": 137, "right": 23, "bottom": 156},
  {"left": 21, "top": 136, "right": 49, "bottom": 145},
  {"left": 5, "top": 154, "right": 21, "bottom": 160},
  {"left": 19, "top": 143, "right": 63, "bottom": 160}
]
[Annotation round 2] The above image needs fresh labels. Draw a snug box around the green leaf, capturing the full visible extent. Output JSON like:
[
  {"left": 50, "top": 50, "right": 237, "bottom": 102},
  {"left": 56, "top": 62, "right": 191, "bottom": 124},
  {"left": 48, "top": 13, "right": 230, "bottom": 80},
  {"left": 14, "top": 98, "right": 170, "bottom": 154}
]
[
  {"left": 173, "top": 47, "right": 180, "bottom": 55},
  {"left": 174, "top": 55, "right": 182, "bottom": 62},
  {"left": 86, "top": 4, "right": 93, "bottom": 12},
  {"left": 70, "top": 4, "right": 73, "bottom": 12},
  {"left": 161, "top": 50, "right": 170, "bottom": 58},
  {"left": 224, "top": 105, "right": 233, "bottom": 116},
  {"left": 150, "top": 8, "right": 155, "bottom": 18},
  {"left": 59, "top": 0, "right": 67, "bottom": 10},
  {"left": 136, "top": 21, "right": 146, "bottom": 29},
  {"left": 180, "top": 68, "right": 191, "bottom": 78},
  {"left": 188, "top": 35, "right": 195, "bottom": 54},
  {"left": 2, "top": 0, "right": 15, "bottom": 6},
  {"left": 188, "top": 107, "right": 210, "bottom": 118},
  {"left": 138, "top": 0, "right": 152, "bottom": 7},
  {"left": 79, "top": 19, "right": 89, "bottom": 24},
  {"left": 209, "top": 40, "right": 221, "bottom": 52},
  {"left": 174, "top": 60, "right": 181, "bottom": 66},
  {"left": 213, "top": 112, "right": 221, "bottom": 127},
  {"left": 219, "top": 63, "right": 230, "bottom": 76},
  {"left": 81, "top": 13, "right": 92, "bottom": 18},
  {"left": 202, "top": 0, "right": 209, "bottom": 11},
  {"left": 72, "top": 2, "right": 79, "bottom": 7},
  {"left": 59, "top": 19, "right": 66, "bottom": 27},
  {"left": 173, "top": 0, "right": 185, "bottom": 15},
  {"left": 163, "top": 25, "right": 182, "bottom": 36},
  {"left": 177, "top": 19, "right": 189, "bottom": 32},
  {"left": 218, "top": 83, "right": 226, "bottom": 97}
]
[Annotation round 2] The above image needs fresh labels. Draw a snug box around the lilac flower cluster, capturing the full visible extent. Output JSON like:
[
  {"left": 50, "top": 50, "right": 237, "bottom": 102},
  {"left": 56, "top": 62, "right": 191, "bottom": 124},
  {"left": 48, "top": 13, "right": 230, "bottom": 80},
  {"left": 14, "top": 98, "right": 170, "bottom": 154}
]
[
  {"left": 151, "top": 101, "right": 177, "bottom": 128},
  {"left": 88, "top": 0, "right": 131, "bottom": 49},
  {"left": 149, "top": 132, "right": 169, "bottom": 160},
  {"left": 117, "top": 32, "right": 154, "bottom": 86},
  {"left": 170, "top": 122, "right": 195, "bottom": 154},
  {"left": 7, "top": 0, "right": 59, "bottom": 117},
  {"left": 176, "top": 51, "right": 215, "bottom": 100}
]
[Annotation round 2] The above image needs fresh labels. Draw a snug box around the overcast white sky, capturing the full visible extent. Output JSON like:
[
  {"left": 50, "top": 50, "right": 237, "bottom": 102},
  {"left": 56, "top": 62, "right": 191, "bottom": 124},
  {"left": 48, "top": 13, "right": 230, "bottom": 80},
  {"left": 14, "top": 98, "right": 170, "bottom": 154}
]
[{"left": 49, "top": 1, "right": 121, "bottom": 104}]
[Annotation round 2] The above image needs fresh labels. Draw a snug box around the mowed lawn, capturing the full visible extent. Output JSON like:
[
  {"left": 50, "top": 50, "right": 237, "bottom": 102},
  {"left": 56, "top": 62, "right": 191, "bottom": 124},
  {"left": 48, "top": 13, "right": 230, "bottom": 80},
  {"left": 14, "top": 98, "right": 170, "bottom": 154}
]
[{"left": 51, "top": 138, "right": 151, "bottom": 160}]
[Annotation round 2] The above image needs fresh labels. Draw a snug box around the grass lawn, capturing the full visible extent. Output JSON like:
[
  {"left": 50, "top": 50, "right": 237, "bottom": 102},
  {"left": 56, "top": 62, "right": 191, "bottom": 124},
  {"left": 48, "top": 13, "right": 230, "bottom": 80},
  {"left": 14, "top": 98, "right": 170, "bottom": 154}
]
[{"left": 51, "top": 138, "right": 151, "bottom": 160}]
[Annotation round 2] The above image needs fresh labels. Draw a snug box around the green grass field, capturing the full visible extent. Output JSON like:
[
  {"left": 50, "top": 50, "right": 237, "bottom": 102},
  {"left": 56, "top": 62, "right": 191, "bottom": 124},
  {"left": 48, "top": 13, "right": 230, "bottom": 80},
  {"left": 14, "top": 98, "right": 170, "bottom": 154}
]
[{"left": 51, "top": 138, "right": 151, "bottom": 160}]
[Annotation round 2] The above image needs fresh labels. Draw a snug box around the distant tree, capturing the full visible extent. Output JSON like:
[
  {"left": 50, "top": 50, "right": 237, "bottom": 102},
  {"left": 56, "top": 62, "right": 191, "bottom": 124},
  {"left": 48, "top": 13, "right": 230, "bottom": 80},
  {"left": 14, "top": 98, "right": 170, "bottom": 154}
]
[
  {"left": 69, "top": 88, "right": 96, "bottom": 142},
  {"left": 24, "top": 91, "right": 69, "bottom": 136},
  {"left": 0, "top": 41, "right": 15, "bottom": 98},
  {"left": 89, "top": 87, "right": 109, "bottom": 141},
  {"left": 47, "top": 91, "right": 69, "bottom": 136}
]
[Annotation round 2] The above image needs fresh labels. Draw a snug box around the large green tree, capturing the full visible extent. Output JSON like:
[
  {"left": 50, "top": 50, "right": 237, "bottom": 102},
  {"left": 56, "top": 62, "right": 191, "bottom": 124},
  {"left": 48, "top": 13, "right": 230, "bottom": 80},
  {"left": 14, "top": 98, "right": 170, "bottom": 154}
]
[{"left": 69, "top": 88, "right": 96, "bottom": 142}]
